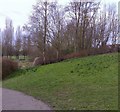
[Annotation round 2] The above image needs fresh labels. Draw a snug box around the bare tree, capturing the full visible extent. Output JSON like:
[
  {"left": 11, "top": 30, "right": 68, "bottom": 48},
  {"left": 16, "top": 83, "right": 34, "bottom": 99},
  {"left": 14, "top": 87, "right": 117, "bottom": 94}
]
[
  {"left": 48, "top": 2, "right": 65, "bottom": 60},
  {"left": 66, "top": 1, "right": 100, "bottom": 52},
  {"left": 0, "top": 29, "right": 1, "bottom": 44},
  {"left": 2, "top": 18, "right": 14, "bottom": 58},
  {"left": 15, "top": 26, "right": 22, "bottom": 59},
  {"left": 30, "top": 0, "right": 50, "bottom": 64}
]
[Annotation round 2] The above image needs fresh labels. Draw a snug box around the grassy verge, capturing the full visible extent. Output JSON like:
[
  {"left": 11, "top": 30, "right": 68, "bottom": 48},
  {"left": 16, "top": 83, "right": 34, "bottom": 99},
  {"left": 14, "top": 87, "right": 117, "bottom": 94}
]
[{"left": 3, "top": 53, "right": 119, "bottom": 110}]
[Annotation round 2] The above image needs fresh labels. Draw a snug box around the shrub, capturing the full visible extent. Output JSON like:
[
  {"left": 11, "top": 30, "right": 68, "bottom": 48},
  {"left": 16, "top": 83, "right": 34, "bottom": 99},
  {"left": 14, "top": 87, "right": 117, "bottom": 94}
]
[
  {"left": 63, "top": 50, "right": 89, "bottom": 60},
  {"left": 1, "top": 57, "right": 18, "bottom": 79},
  {"left": 63, "top": 46, "right": 117, "bottom": 60},
  {"left": 33, "top": 57, "right": 44, "bottom": 66}
]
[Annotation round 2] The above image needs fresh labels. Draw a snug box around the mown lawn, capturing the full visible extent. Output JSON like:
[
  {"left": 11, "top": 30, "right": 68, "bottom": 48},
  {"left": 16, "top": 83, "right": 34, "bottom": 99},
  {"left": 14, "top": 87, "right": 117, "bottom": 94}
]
[{"left": 3, "top": 53, "right": 119, "bottom": 110}]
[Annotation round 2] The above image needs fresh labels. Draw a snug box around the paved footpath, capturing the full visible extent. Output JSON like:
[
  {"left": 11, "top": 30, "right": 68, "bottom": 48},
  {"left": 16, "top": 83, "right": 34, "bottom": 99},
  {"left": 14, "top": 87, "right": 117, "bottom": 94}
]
[{"left": 1, "top": 88, "right": 52, "bottom": 110}]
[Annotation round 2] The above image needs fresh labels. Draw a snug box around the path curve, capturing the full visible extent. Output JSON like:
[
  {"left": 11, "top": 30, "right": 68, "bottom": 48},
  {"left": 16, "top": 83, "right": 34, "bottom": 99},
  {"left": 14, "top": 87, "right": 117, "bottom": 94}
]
[{"left": 2, "top": 88, "right": 52, "bottom": 110}]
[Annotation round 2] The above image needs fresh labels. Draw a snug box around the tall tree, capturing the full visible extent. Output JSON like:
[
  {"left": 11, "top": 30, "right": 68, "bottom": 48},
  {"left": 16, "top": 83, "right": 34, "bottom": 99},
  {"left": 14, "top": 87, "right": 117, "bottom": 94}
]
[
  {"left": 15, "top": 26, "right": 22, "bottom": 59},
  {"left": 66, "top": 1, "right": 100, "bottom": 52},
  {"left": 48, "top": 2, "right": 65, "bottom": 59},
  {"left": 2, "top": 18, "right": 14, "bottom": 57},
  {"left": 30, "top": 0, "right": 50, "bottom": 64}
]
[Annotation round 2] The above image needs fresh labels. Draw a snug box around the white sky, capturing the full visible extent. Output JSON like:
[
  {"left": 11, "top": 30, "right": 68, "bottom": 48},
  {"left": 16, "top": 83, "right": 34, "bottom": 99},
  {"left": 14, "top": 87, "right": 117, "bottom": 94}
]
[{"left": 0, "top": 0, "right": 119, "bottom": 30}]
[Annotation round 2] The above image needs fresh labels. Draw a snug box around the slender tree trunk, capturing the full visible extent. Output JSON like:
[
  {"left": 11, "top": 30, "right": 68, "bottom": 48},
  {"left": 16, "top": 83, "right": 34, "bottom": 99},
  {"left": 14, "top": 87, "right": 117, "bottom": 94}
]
[
  {"left": 56, "top": 50, "right": 59, "bottom": 60},
  {"left": 43, "top": 1, "right": 47, "bottom": 64}
]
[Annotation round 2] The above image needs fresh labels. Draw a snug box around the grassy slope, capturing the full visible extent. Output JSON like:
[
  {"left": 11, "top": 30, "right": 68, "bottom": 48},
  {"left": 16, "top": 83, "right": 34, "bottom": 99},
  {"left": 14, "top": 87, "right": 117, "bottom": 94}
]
[{"left": 3, "top": 53, "right": 119, "bottom": 110}]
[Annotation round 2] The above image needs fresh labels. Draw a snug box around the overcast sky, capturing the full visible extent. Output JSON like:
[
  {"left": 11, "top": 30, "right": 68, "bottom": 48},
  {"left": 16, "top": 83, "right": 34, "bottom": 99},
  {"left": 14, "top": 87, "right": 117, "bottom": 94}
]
[{"left": 0, "top": 0, "right": 119, "bottom": 30}]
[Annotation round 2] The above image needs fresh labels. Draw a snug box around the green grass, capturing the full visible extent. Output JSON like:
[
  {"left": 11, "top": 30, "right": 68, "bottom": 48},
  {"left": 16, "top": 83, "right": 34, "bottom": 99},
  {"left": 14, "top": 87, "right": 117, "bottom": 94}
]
[{"left": 3, "top": 53, "right": 119, "bottom": 110}]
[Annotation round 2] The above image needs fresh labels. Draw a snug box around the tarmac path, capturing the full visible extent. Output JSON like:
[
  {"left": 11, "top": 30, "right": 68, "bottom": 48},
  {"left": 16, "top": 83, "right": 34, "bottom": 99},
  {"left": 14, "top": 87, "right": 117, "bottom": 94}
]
[{"left": 2, "top": 88, "right": 52, "bottom": 110}]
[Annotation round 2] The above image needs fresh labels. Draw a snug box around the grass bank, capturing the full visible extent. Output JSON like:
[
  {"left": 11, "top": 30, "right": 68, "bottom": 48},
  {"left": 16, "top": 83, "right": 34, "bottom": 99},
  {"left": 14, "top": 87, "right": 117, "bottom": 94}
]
[{"left": 3, "top": 53, "right": 119, "bottom": 110}]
